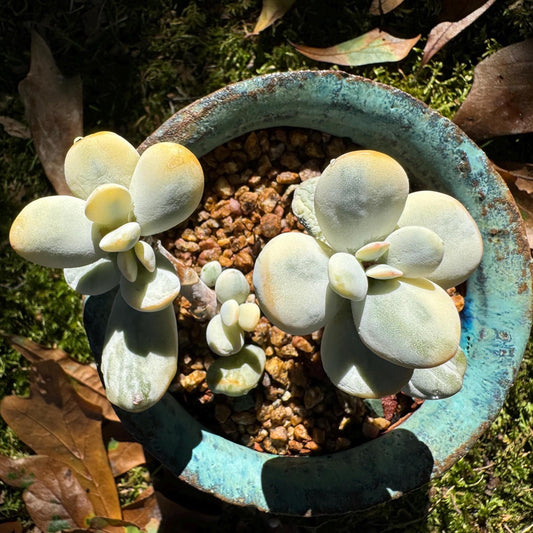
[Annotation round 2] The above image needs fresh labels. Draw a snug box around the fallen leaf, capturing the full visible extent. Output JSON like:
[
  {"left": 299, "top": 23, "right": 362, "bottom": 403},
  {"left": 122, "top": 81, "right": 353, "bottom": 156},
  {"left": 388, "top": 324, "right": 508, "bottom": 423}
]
[
  {"left": 0, "top": 360, "right": 121, "bottom": 519},
  {"left": 122, "top": 487, "right": 161, "bottom": 532},
  {"left": 453, "top": 39, "right": 533, "bottom": 139},
  {"left": 252, "top": 0, "right": 296, "bottom": 34},
  {"left": 422, "top": 0, "right": 496, "bottom": 66},
  {"left": 107, "top": 439, "right": 146, "bottom": 478},
  {"left": 4, "top": 333, "right": 119, "bottom": 422},
  {"left": 369, "top": 0, "right": 405, "bottom": 15},
  {"left": 493, "top": 161, "right": 533, "bottom": 187},
  {"left": 0, "top": 455, "right": 94, "bottom": 532},
  {"left": 0, "top": 522, "right": 23, "bottom": 533},
  {"left": 0, "top": 116, "right": 31, "bottom": 138},
  {"left": 292, "top": 29, "right": 420, "bottom": 67},
  {"left": 18, "top": 30, "right": 82, "bottom": 195},
  {"left": 506, "top": 183, "right": 533, "bottom": 250}
]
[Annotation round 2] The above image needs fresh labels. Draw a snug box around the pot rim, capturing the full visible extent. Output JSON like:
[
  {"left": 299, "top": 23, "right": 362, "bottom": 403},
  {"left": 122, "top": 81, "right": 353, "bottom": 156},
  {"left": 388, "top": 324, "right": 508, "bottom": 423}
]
[{"left": 85, "top": 70, "right": 533, "bottom": 516}]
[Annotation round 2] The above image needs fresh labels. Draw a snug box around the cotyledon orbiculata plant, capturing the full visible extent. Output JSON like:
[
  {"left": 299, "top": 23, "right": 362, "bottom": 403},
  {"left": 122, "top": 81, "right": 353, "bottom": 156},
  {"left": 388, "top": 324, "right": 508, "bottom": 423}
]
[
  {"left": 9, "top": 131, "right": 204, "bottom": 411},
  {"left": 253, "top": 150, "right": 483, "bottom": 401}
]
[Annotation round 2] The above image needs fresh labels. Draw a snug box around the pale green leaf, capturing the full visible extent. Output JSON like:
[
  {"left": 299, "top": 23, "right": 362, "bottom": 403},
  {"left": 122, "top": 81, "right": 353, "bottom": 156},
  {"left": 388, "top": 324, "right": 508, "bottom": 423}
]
[
  {"left": 64, "top": 258, "right": 119, "bottom": 295},
  {"left": 252, "top": 0, "right": 296, "bottom": 34}
]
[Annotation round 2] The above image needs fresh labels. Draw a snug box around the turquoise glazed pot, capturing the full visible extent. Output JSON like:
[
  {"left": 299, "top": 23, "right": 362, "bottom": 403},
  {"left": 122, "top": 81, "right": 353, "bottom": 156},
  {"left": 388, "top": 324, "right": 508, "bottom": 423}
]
[{"left": 84, "top": 71, "right": 532, "bottom": 515}]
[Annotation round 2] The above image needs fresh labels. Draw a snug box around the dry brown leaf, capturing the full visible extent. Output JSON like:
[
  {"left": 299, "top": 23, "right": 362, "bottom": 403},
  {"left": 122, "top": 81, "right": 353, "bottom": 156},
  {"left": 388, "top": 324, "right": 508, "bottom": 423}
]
[
  {"left": 0, "top": 455, "right": 94, "bottom": 531},
  {"left": 369, "top": 0, "right": 405, "bottom": 15},
  {"left": 122, "top": 487, "right": 161, "bottom": 532},
  {"left": 5, "top": 333, "right": 119, "bottom": 422},
  {"left": 18, "top": 30, "right": 82, "bottom": 195},
  {"left": 453, "top": 39, "right": 533, "bottom": 139},
  {"left": 0, "top": 360, "right": 121, "bottom": 519},
  {"left": 422, "top": 0, "right": 496, "bottom": 66},
  {"left": 0, "top": 521, "right": 23, "bottom": 533},
  {"left": 107, "top": 439, "right": 146, "bottom": 477},
  {"left": 0, "top": 116, "right": 31, "bottom": 138},
  {"left": 252, "top": 0, "right": 296, "bottom": 34},
  {"left": 292, "top": 29, "right": 420, "bottom": 67}
]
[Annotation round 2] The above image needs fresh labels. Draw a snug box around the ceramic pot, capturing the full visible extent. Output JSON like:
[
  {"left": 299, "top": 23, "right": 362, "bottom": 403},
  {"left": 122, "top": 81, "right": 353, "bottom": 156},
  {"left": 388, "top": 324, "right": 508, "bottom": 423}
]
[{"left": 84, "top": 71, "right": 532, "bottom": 516}]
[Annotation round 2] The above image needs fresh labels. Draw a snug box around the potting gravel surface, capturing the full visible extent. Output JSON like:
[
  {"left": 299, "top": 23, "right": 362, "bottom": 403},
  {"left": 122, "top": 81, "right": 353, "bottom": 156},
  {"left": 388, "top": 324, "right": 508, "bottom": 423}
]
[{"left": 159, "top": 127, "right": 464, "bottom": 456}]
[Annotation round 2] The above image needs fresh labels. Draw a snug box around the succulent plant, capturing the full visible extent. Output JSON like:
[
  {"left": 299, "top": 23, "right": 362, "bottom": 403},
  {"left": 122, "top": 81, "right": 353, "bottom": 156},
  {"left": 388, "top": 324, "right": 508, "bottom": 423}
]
[
  {"left": 9, "top": 131, "right": 204, "bottom": 411},
  {"left": 253, "top": 150, "right": 482, "bottom": 400},
  {"left": 202, "top": 262, "right": 265, "bottom": 396}
]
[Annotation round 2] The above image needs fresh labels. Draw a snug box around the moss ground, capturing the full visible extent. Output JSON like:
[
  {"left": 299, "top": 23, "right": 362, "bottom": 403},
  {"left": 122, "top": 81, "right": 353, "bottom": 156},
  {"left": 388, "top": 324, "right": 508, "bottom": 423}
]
[{"left": 0, "top": 0, "right": 532, "bottom": 530}]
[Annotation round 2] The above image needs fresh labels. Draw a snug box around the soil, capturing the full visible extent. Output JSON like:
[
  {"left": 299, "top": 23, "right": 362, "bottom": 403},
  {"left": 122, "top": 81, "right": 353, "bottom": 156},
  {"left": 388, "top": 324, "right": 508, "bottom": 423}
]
[{"left": 160, "top": 127, "right": 463, "bottom": 456}]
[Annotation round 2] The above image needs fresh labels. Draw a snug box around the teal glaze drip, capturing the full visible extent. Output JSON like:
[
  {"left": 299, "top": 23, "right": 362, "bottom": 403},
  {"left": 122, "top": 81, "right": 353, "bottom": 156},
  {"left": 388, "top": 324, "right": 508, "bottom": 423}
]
[{"left": 87, "top": 71, "right": 532, "bottom": 516}]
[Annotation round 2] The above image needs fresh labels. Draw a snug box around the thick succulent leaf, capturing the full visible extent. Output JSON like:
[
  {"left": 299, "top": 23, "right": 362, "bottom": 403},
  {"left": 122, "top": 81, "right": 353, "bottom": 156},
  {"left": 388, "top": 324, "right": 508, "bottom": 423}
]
[
  {"left": 206, "top": 314, "right": 244, "bottom": 356},
  {"left": 134, "top": 241, "right": 156, "bottom": 272},
  {"left": 328, "top": 252, "right": 368, "bottom": 301},
  {"left": 84, "top": 183, "right": 132, "bottom": 226},
  {"left": 220, "top": 299, "right": 240, "bottom": 327},
  {"left": 314, "top": 150, "right": 409, "bottom": 252},
  {"left": 117, "top": 250, "right": 138, "bottom": 283},
  {"left": 355, "top": 241, "right": 390, "bottom": 262},
  {"left": 352, "top": 277, "right": 461, "bottom": 368},
  {"left": 365, "top": 264, "right": 403, "bottom": 280},
  {"left": 238, "top": 302, "right": 261, "bottom": 332},
  {"left": 384, "top": 225, "right": 444, "bottom": 278},
  {"left": 397, "top": 191, "right": 483, "bottom": 288},
  {"left": 130, "top": 142, "right": 204, "bottom": 236},
  {"left": 102, "top": 292, "right": 178, "bottom": 411},
  {"left": 402, "top": 346, "right": 467, "bottom": 400},
  {"left": 200, "top": 260, "right": 222, "bottom": 287},
  {"left": 64, "top": 258, "right": 119, "bottom": 295},
  {"left": 215, "top": 268, "right": 250, "bottom": 304},
  {"left": 291, "top": 177, "right": 330, "bottom": 245},
  {"left": 120, "top": 251, "right": 180, "bottom": 312},
  {"left": 9, "top": 196, "right": 104, "bottom": 268},
  {"left": 206, "top": 344, "right": 266, "bottom": 397},
  {"left": 322, "top": 303, "right": 413, "bottom": 398},
  {"left": 253, "top": 232, "right": 341, "bottom": 335},
  {"left": 64, "top": 132, "right": 139, "bottom": 200},
  {"left": 99, "top": 222, "right": 141, "bottom": 253}
]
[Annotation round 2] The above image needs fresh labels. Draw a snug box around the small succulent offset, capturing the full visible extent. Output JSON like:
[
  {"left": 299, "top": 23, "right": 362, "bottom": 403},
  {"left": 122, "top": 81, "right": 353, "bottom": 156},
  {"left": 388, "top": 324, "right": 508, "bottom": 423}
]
[
  {"left": 9, "top": 131, "right": 204, "bottom": 412},
  {"left": 200, "top": 261, "right": 265, "bottom": 397},
  {"left": 253, "top": 150, "right": 483, "bottom": 400}
]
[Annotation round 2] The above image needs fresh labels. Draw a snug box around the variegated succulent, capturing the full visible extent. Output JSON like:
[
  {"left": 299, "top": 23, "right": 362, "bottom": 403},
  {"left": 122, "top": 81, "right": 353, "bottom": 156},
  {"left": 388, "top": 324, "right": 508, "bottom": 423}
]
[
  {"left": 253, "top": 150, "right": 483, "bottom": 401},
  {"left": 9, "top": 131, "right": 204, "bottom": 411}
]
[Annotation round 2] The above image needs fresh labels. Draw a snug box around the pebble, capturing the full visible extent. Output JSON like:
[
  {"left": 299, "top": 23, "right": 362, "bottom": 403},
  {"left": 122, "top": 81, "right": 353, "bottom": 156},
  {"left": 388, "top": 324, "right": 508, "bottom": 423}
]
[{"left": 179, "top": 370, "right": 207, "bottom": 392}]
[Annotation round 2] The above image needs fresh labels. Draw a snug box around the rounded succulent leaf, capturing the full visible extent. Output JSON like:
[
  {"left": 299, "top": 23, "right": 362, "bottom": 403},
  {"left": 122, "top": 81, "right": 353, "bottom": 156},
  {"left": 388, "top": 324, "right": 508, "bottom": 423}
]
[
  {"left": 220, "top": 299, "right": 240, "bottom": 327},
  {"left": 352, "top": 278, "right": 461, "bottom": 368},
  {"left": 253, "top": 232, "right": 341, "bottom": 335},
  {"left": 102, "top": 292, "right": 178, "bottom": 412},
  {"left": 355, "top": 241, "right": 390, "bottom": 262},
  {"left": 384, "top": 226, "right": 444, "bottom": 278},
  {"left": 397, "top": 191, "right": 483, "bottom": 288},
  {"left": 402, "top": 347, "right": 467, "bottom": 400},
  {"left": 328, "top": 252, "right": 368, "bottom": 301},
  {"left": 238, "top": 302, "right": 261, "bottom": 332},
  {"left": 99, "top": 222, "right": 141, "bottom": 252},
  {"left": 64, "top": 258, "right": 120, "bottom": 295},
  {"left": 206, "top": 344, "right": 266, "bottom": 397},
  {"left": 322, "top": 304, "right": 413, "bottom": 398},
  {"left": 9, "top": 195, "right": 104, "bottom": 268},
  {"left": 84, "top": 183, "right": 133, "bottom": 226},
  {"left": 215, "top": 268, "right": 250, "bottom": 304},
  {"left": 120, "top": 251, "right": 180, "bottom": 312},
  {"left": 200, "top": 260, "right": 222, "bottom": 287},
  {"left": 134, "top": 241, "right": 156, "bottom": 272},
  {"left": 365, "top": 264, "right": 403, "bottom": 280},
  {"left": 129, "top": 142, "right": 204, "bottom": 236},
  {"left": 314, "top": 150, "right": 409, "bottom": 253},
  {"left": 117, "top": 249, "right": 138, "bottom": 283},
  {"left": 206, "top": 314, "right": 245, "bottom": 356},
  {"left": 64, "top": 132, "right": 139, "bottom": 199}
]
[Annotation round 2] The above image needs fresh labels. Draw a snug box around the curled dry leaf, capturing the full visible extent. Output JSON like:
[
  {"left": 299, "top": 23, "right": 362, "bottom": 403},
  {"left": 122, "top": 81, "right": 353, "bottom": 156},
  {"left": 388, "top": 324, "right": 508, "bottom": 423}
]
[
  {"left": 0, "top": 360, "right": 121, "bottom": 519},
  {"left": 107, "top": 439, "right": 146, "bottom": 478},
  {"left": 18, "top": 31, "right": 82, "bottom": 195},
  {"left": 422, "top": 0, "right": 496, "bottom": 66},
  {"left": 252, "top": 0, "right": 296, "bottom": 34},
  {"left": 292, "top": 29, "right": 420, "bottom": 67},
  {"left": 0, "top": 455, "right": 94, "bottom": 532},
  {"left": 369, "top": 0, "right": 405, "bottom": 15},
  {"left": 453, "top": 39, "right": 533, "bottom": 139}
]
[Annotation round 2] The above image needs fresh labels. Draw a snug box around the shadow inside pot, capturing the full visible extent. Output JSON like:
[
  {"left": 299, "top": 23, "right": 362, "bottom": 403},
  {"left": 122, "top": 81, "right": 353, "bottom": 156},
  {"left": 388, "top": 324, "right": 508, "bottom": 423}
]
[{"left": 260, "top": 428, "right": 434, "bottom": 516}]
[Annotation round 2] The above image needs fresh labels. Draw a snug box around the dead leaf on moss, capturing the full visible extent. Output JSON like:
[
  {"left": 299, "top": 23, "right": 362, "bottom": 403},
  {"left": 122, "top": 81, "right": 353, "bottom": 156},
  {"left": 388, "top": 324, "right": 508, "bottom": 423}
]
[
  {"left": 107, "top": 439, "right": 146, "bottom": 478},
  {"left": 0, "top": 455, "right": 94, "bottom": 532},
  {"left": 18, "top": 30, "right": 82, "bottom": 195},
  {"left": 4, "top": 333, "right": 119, "bottom": 422},
  {"left": 0, "top": 360, "right": 121, "bottom": 519},
  {"left": 292, "top": 29, "right": 420, "bottom": 67},
  {"left": 369, "top": 0, "right": 405, "bottom": 15},
  {"left": 252, "top": 0, "right": 296, "bottom": 34},
  {"left": 0, "top": 116, "right": 31, "bottom": 139},
  {"left": 422, "top": 0, "right": 496, "bottom": 66},
  {"left": 453, "top": 39, "right": 533, "bottom": 139},
  {"left": 121, "top": 487, "right": 161, "bottom": 532}
]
